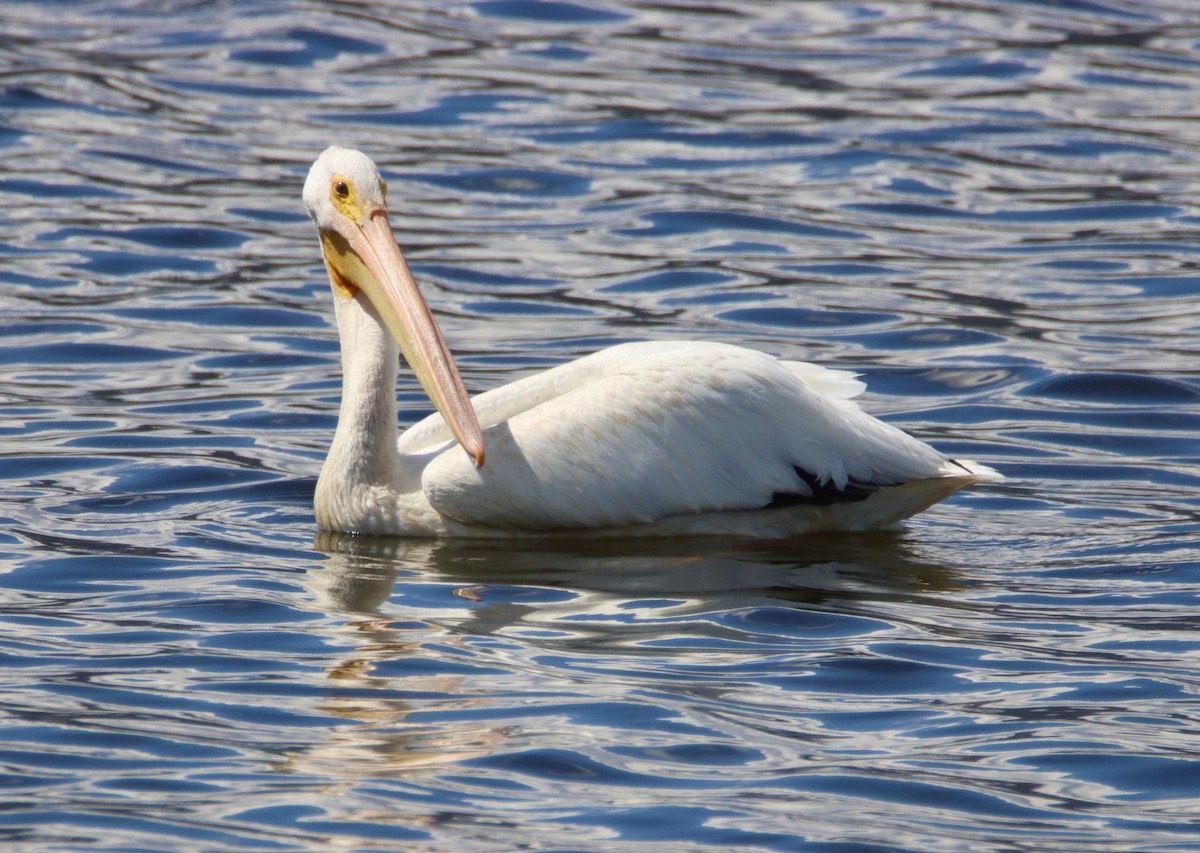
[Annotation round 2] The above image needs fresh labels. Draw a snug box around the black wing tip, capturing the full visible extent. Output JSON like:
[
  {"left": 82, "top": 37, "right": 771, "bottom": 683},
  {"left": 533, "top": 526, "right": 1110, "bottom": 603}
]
[
  {"left": 947, "top": 456, "right": 975, "bottom": 475},
  {"left": 764, "top": 466, "right": 896, "bottom": 509}
]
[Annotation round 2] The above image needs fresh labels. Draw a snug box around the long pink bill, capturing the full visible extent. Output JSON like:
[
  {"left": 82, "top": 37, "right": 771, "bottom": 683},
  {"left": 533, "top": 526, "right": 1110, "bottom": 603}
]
[{"left": 348, "top": 211, "right": 486, "bottom": 468}]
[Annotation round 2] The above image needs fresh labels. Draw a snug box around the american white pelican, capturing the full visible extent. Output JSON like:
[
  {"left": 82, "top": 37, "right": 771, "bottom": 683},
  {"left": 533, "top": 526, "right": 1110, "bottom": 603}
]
[{"left": 304, "top": 147, "right": 1000, "bottom": 538}]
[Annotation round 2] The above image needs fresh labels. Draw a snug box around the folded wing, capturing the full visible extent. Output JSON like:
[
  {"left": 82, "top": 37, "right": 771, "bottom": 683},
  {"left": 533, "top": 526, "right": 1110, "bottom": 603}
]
[{"left": 398, "top": 341, "right": 976, "bottom": 531}]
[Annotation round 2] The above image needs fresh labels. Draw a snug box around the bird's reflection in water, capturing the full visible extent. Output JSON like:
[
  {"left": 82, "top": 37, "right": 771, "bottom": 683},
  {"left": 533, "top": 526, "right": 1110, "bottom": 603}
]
[
  {"left": 309, "top": 529, "right": 963, "bottom": 615},
  {"left": 288, "top": 530, "right": 965, "bottom": 778},
  {"left": 278, "top": 539, "right": 502, "bottom": 779}
]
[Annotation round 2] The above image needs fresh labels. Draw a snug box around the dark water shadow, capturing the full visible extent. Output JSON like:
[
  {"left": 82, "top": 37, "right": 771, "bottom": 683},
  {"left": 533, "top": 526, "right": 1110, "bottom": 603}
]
[
  {"left": 287, "top": 531, "right": 973, "bottom": 777},
  {"left": 307, "top": 530, "right": 965, "bottom": 617}
]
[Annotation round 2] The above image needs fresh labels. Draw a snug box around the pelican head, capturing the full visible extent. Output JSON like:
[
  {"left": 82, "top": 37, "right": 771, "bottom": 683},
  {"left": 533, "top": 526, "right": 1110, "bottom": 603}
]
[{"left": 304, "top": 147, "right": 485, "bottom": 468}]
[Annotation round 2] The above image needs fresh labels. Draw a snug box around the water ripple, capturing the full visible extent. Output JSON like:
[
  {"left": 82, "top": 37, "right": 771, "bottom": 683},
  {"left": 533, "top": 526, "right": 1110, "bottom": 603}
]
[{"left": 2, "top": 0, "right": 1200, "bottom": 850}]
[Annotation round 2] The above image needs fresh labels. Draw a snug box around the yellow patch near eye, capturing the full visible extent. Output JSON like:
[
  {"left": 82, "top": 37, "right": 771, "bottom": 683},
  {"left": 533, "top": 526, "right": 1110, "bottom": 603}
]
[{"left": 329, "top": 174, "right": 364, "bottom": 220}]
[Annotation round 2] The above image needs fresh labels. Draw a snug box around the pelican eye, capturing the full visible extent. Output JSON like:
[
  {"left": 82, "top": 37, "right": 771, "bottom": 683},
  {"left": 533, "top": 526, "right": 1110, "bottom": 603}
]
[{"left": 333, "top": 179, "right": 350, "bottom": 199}]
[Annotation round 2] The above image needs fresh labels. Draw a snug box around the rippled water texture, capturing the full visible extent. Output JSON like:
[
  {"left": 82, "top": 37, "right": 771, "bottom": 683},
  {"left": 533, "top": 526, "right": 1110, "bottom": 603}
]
[{"left": 4, "top": 1, "right": 1200, "bottom": 850}]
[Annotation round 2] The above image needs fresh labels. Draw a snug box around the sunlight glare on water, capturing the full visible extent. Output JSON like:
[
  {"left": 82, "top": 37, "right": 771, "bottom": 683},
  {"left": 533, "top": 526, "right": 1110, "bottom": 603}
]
[{"left": 2, "top": 1, "right": 1200, "bottom": 851}]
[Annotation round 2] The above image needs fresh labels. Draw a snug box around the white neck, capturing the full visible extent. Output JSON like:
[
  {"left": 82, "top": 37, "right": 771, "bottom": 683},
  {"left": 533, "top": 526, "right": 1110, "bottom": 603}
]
[{"left": 315, "top": 289, "right": 405, "bottom": 532}]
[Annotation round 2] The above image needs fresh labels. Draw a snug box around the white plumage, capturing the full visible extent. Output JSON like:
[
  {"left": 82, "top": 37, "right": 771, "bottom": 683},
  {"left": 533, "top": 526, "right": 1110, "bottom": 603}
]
[{"left": 304, "top": 147, "right": 1000, "bottom": 538}]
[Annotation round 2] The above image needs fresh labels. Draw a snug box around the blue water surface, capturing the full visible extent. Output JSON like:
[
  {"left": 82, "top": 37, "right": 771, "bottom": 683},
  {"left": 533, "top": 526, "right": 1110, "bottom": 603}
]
[{"left": 2, "top": 1, "right": 1200, "bottom": 851}]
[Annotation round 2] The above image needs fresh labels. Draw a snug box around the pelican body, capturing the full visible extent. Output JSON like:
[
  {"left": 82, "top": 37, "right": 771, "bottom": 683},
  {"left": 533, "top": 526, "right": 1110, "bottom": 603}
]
[{"left": 304, "top": 147, "right": 999, "bottom": 538}]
